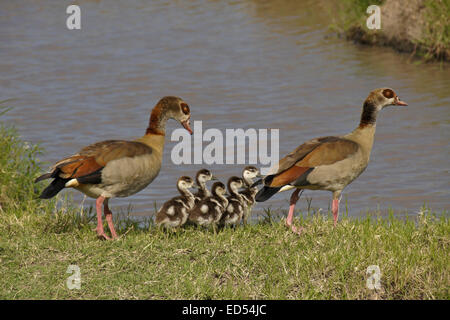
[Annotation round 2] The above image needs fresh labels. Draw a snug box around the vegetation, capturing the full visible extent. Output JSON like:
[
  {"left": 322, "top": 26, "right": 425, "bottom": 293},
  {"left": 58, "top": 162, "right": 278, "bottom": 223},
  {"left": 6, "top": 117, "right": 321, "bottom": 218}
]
[
  {"left": 331, "top": 0, "right": 450, "bottom": 62},
  {"left": 420, "top": 0, "right": 450, "bottom": 61},
  {"left": 0, "top": 106, "right": 448, "bottom": 299},
  {"left": 331, "top": 0, "right": 385, "bottom": 32}
]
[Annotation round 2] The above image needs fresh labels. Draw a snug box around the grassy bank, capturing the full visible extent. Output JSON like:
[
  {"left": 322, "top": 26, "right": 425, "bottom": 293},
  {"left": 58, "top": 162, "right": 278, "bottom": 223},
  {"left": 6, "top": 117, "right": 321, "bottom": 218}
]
[
  {"left": 332, "top": 0, "right": 450, "bottom": 62},
  {"left": 0, "top": 110, "right": 449, "bottom": 299}
]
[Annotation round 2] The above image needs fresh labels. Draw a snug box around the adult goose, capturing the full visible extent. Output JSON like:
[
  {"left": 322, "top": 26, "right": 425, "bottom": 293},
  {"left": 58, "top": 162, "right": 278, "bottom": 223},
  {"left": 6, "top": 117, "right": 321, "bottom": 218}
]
[
  {"left": 253, "top": 88, "right": 407, "bottom": 234},
  {"left": 155, "top": 176, "right": 195, "bottom": 229},
  {"left": 35, "top": 96, "right": 193, "bottom": 239}
]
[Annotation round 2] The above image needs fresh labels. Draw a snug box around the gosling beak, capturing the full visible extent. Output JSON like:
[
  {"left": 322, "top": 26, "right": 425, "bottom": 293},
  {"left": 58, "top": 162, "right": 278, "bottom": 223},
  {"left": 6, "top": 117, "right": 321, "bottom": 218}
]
[
  {"left": 182, "top": 118, "right": 193, "bottom": 135},
  {"left": 394, "top": 97, "right": 408, "bottom": 106}
]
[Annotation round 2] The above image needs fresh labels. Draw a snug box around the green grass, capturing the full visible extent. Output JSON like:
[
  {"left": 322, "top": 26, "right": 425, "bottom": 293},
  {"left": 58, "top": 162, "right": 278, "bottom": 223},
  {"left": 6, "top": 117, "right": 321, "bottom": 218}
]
[
  {"left": 419, "top": 0, "right": 450, "bottom": 61},
  {"left": 0, "top": 106, "right": 449, "bottom": 300},
  {"left": 329, "top": 0, "right": 385, "bottom": 33}
]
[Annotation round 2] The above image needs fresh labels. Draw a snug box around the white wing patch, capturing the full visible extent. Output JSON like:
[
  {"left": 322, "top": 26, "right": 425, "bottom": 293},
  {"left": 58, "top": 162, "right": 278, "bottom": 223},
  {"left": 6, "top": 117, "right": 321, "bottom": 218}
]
[
  {"left": 175, "top": 199, "right": 190, "bottom": 209},
  {"left": 65, "top": 179, "right": 79, "bottom": 188},
  {"left": 160, "top": 218, "right": 181, "bottom": 228},
  {"left": 210, "top": 199, "right": 222, "bottom": 208}
]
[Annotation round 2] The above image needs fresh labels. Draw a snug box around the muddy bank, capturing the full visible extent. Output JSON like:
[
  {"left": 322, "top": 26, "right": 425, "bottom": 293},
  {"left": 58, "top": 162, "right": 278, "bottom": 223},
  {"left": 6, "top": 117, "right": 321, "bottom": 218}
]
[{"left": 341, "top": 0, "right": 449, "bottom": 62}]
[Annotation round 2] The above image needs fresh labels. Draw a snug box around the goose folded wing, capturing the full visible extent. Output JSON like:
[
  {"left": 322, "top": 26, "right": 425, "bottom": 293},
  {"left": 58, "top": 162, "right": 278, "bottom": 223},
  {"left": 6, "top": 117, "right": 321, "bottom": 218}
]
[
  {"left": 267, "top": 136, "right": 359, "bottom": 187},
  {"left": 51, "top": 140, "right": 153, "bottom": 184}
]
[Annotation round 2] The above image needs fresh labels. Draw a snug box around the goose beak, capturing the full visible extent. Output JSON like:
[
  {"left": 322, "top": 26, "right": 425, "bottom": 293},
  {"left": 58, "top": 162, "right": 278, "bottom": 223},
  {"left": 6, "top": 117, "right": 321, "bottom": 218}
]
[
  {"left": 182, "top": 118, "right": 193, "bottom": 135},
  {"left": 251, "top": 179, "right": 263, "bottom": 188},
  {"left": 394, "top": 97, "right": 408, "bottom": 106}
]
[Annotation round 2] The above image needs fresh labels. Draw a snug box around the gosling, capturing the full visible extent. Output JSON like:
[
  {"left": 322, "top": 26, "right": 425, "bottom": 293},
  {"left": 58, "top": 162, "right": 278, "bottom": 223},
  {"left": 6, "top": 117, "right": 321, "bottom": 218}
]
[
  {"left": 188, "top": 182, "right": 228, "bottom": 228},
  {"left": 193, "top": 169, "right": 216, "bottom": 203},
  {"left": 155, "top": 176, "right": 195, "bottom": 229},
  {"left": 240, "top": 166, "right": 260, "bottom": 224},
  {"left": 220, "top": 177, "right": 245, "bottom": 227}
]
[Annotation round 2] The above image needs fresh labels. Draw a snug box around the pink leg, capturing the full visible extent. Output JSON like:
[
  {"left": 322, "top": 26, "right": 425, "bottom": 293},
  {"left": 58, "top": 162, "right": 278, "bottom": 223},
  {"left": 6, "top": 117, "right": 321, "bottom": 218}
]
[
  {"left": 95, "top": 196, "right": 111, "bottom": 240},
  {"left": 285, "top": 189, "right": 303, "bottom": 235},
  {"left": 332, "top": 198, "right": 340, "bottom": 227},
  {"left": 104, "top": 199, "right": 118, "bottom": 239}
]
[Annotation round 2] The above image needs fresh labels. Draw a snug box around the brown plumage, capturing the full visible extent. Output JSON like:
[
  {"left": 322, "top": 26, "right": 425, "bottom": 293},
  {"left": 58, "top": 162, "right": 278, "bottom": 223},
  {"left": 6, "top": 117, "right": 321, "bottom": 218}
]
[
  {"left": 220, "top": 177, "right": 245, "bottom": 226},
  {"left": 155, "top": 176, "right": 195, "bottom": 229},
  {"left": 193, "top": 169, "right": 216, "bottom": 203},
  {"left": 188, "top": 182, "right": 228, "bottom": 227},
  {"left": 35, "top": 96, "right": 193, "bottom": 240},
  {"left": 239, "top": 166, "right": 261, "bottom": 224},
  {"left": 255, "top": 88, "right": 407, "bottom": 233},
  {"left": 42, "top": 141, "right": 153, "bottom": 184}
]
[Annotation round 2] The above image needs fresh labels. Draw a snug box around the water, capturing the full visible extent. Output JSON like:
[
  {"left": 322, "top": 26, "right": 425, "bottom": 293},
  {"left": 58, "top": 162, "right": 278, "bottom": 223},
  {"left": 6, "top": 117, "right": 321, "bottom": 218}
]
[{"left": 1, "top": 0, "right": 449, "bottom": 219}]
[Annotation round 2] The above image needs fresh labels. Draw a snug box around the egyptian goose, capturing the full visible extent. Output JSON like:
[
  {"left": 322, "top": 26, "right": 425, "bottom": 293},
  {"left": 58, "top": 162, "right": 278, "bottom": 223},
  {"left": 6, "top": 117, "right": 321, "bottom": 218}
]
[
  {"left": 155, "top": 176, "right": 195, "bottom": 229},
  {"left": 188, "top": 182, "right": 228, "bottom": 228},
  {"left": 35, "top": 96, "right": 193, "bottom": 240},
  {"left": 254, "top": 88, "right": 407, "bottom": 234},
  {"left": 193, "top": 169, "right": 216, "bottom": 203},
  {"left": 220, "top": 176, "right": 245, "bottom": 226},
  {"left": 239, "top": 166, "right": 261, "bottom": 224}
]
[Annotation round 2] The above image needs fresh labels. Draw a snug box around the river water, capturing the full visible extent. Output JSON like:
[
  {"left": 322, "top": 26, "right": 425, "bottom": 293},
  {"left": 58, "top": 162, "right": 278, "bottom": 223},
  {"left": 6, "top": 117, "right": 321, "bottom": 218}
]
[{"left": 1, "top": 0, "right": 448, "bottom": 219}]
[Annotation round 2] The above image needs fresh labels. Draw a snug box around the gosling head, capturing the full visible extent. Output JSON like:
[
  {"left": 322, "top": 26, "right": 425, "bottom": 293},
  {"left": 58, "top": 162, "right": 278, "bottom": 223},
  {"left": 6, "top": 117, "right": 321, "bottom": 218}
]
[
  {"left": 211, "top": 182, "right": 227, "bottom": 196},
  {"left": 242, "top": 166, "right": 261, "bottom": 183},
  {"left": 196, "top": 169, "right": 217, "bottom": 184},
  {"left": 227, "top": 176, "right": 244, "bottom": 193},
  {"left": 177, "top": 176, "right": 194, "bottom": 190}
]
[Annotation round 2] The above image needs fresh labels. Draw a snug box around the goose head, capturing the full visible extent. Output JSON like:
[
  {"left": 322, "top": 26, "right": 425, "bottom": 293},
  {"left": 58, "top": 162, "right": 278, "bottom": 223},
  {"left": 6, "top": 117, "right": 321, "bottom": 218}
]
[
  {"left": 360, "top": 88, "right": 407, "bottom": 127},
  {"left": 368, "top": 88, "right": 408, "bottom": 110},
  {"left": 148, "top": 96, "right": 193, "bottom": 135}
]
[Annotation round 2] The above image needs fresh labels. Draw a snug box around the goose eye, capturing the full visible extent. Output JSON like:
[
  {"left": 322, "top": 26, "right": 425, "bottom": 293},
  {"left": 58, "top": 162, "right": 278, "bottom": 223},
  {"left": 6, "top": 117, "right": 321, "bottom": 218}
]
[
  {"left": 181, "top": 103, "right": 190, "bottom": 115},
  {"left": 382, "top": 89, "right": 394, "bottom": 99}
]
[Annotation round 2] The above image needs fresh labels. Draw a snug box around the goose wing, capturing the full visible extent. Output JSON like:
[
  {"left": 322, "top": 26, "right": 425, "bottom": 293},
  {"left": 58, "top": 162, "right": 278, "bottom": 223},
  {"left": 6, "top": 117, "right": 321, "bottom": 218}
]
[
  {"left": 36, "top": 140, "right": 153, "bottom": 185},
  {"left": 266, "top": 136, "right": 359, "bottom": 188}
]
